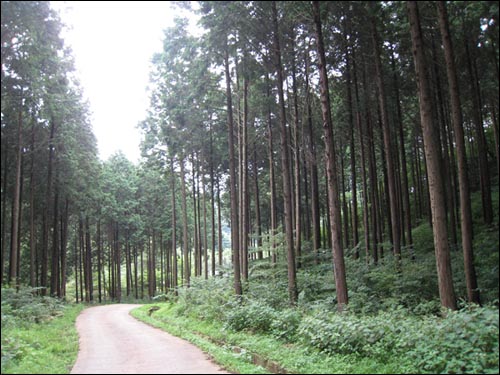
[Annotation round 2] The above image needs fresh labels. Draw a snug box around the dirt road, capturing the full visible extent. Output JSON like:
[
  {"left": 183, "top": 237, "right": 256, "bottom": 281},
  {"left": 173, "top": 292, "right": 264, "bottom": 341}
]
[{"left": 70, "top": 304, "right": 228, "bottom": 374}]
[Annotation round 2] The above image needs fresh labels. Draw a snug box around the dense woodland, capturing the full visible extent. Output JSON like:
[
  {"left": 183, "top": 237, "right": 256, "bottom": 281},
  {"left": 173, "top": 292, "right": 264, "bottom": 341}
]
[{"left": 1, "top": 0, "right": 499, "bottom": 313}]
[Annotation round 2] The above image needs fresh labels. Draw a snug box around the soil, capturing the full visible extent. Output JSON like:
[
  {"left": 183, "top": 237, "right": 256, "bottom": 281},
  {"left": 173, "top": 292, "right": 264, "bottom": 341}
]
[{"left": 70, "top": 304, "right": 229, "bottom": 374}]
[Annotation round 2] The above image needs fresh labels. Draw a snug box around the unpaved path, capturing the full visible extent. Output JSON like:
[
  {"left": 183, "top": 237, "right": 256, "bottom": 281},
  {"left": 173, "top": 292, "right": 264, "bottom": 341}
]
[{"left": 70, "top": 304, "right": 229, "bottom": 374}]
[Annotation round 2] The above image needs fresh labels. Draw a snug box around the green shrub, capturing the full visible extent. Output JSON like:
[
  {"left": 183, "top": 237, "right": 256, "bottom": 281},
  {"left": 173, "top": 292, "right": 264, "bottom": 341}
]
[
  {"left": 270, "top": 308, "right": 302, "bottom": 342},
  {"left": 223, "top": 299, "right": 277, "bottom": 333},
  {"left": 298, "top": 305, "right": 499, "bottom": 374}
]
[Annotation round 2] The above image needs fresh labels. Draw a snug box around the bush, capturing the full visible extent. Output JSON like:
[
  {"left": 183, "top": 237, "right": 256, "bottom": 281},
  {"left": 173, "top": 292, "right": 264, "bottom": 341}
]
[
  {"left": 298, "top": 305, "right": 499, "bottom": 374},
  {"left": 270, "top": 308, "right": 302, "bottom": 342},
  {"left": 223, "top": 299, "right": 277, "bottom": 333}
]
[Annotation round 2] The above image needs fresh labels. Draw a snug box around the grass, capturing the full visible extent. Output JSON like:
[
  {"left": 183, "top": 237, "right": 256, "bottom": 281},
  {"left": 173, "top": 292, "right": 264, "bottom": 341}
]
[
  {"left": 131, "top": 303, "right": 411, "bottom": 374},
  {"left": 1, "top": 303, "right": 85, "bottom": 374}
]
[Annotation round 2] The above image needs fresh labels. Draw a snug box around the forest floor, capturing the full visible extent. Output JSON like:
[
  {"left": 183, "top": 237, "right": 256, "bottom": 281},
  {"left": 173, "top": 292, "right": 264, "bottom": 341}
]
[{"left": 70, "top": 304, "right": 229, "bottom": 374}]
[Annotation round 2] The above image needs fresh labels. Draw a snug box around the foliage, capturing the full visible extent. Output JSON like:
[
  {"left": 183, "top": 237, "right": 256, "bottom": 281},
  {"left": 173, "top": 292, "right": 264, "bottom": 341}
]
[
  {"left": 1, "top": 287, "right": 84, "bottom": 374},
  {"left": 1, "top": 287, "right": 65, "bottom": 327},
  {"left": 298, "top": 305, "right": 499, "bottom": 374}
]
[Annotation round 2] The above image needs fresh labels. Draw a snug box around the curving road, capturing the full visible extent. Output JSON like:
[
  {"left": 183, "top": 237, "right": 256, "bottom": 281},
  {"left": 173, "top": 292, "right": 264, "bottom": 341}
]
[{"left": 70, "top": 304, "right": 228, "bottom": 374}]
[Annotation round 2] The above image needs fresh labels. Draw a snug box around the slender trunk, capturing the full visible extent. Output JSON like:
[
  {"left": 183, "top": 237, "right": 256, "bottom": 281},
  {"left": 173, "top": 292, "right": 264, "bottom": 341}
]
[
  {"left": 225, "top": 40, "right": 241, "bottom": 295},
  {"left": 180, "top": 158, "right": 190, "bottom": 287},
  {"left": 391, "top": 50, "right": 413, "bottom": 255},
  {"left": 408, "top": 0, "right": 457, "bottom": 310},
  {"left": 29, "top": 120, "right": 36, "bottom": 287},
  {"left": 465, "top": 30, "right": 492, "bottom": 225},
  {"left": 9, "top": 108, "right": 23, "bottom": 286},
  {"left": 437, "top": 1, "right": 480, "bottom": 304},
  {"left": 210, "top": 125, "right": 216, "bottom": 275},
  {"left": 253, "top": 140, "right": 263, "bottom": 259},
  {"left": 171, "top": 158, "right": 178, "bottom": 291},
  {"left": 41, "top": 117, "right": 56, "bottom": 294},
  {"left": 60, "top": 199, "right": 69, "bottom": 297},
  {"left": 313, "top": 0, "right": 348, "bottom": 309},
  {"left": 273, "top": 1, "right": 297, "bottom": 304},
  {"left": 217, "top": 178, "right": 223, "bottom": 267},
  {"left": 343, "top": 21, "right": 359, "bottom": 255},
  {"left": 370, "top": 6, "right": 401, "bottom": 262},
  {"left": 50, "top": 172, "right": 59, "bottom": 296},
  {"left": 305, "top": 47, "right": 321, "bottom": 259},
  {"left": 241, "top": 75, "right": 249, "bottom": 280},
  {"left": 352, "top": 44, "right": 370, "bottom": 262},
  {"left": 291, "top": 33, "right": 302, "bottom": 267},
  {"left": 266, "top": 72, "right": 278, "bottom": 264},
  {"left": 97, "top": 219, "right": 102, "bottom": 303}
]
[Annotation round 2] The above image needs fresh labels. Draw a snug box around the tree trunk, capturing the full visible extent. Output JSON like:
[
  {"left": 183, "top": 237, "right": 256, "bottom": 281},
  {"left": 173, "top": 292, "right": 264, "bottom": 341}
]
[
  {"left": 464, "top": 37, "right": 493, "bottom": 225},
  {"left": 266, "top": 72, "right": 278, "bottom": 264},
  {"left": 224, "top": 39, "right": 242, "bottom": 296},
  {"left": 180, "top": 158, "right": 190, "bottom": 287},
  {"left": 370, "top": 6, "right": 401, "bottom": 263},
  {"left": 312, "top": 0, "right": 348, "bottom": 310},
  {"left": 171, "top": 158, "right": 178, "bottom": 291},
  {"left": 408, "top": 0, "right": 457, "bottom": 310},
  {"left": 305, "top": 47, "right": 321, "bottom": 261},
  {"left": 9, "top": 108, "right": 22, "bottom": 286},
  {"left": 291, "top": 32, "right": 302, "bottom": 268},
  {"left": 437, "top": 1, "right": 480, "bottom": 304},
  {"left": 391, "top": 50, "right": 413, "bottom": 256},
  {"left": 50, "top": 172, "right": 59, "bottom": 296},
  {"left": 273, "top": 1, "right": 297, "bottom": 304}
]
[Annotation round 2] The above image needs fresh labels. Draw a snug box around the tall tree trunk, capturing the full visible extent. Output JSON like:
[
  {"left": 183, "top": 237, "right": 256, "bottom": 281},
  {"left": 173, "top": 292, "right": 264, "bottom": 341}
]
[
  {"left": 391, "top": 50, "right": 413, "bottom": 256},
  {"left": 29, "top": 120, "right": 36, "bottom": 287},
  {"left": 171, "top": 158, "right": 178, "bottom": 292},
  {"left": 313, "top": 0, "right": 348, "bottom": 309},
  {"left": 437, "top": 1, "right": 480, "bottom": 304},
  {"left": 464, "top": 38, "right": 493, "bottom": 225},
  {"left": 305, "top": 47, "right": 321, "bottom": 260},
  {"left": 352, "top": 43, "right": 371, "bottom": 262},
  {"left": 60, "top": 199, "right": 69, "bottom": 298},
  {"left": 241, "top": 75, "right": 249, "bottom": 281},
  {"left": 408, "top": 0, "right": 457, "bottom": 310},
  {"left": 224, "top": 39, "right": 242, "bottom": 296},
  {"left": 97, "top": 218, "right": 102, "bottom": 303},
  {"left": 343, "top": 19, "right": 359, "bottom": 256},
  {"left": 85, "top": 217, "right": 93, "bottom": 302},
  {"left": 210, "top": 124, "right": 217, "bottom": 275},
  {"left": 273, "top": 1, "right": 297, "bottom": 304},
  {"left": 291, "top": 32, "right": 302, "bottom": 268},
  {"left": 41, "top": 117, "right": 56, "bottom": 295},
  {"left": 370, "top": 5, "right": 401, "bottom": 263},
  {"left": 1, "top": 146, "right": 9, "bottom": 284},
  {"left": 266, "top": 72, "right": 278, "bottom": 264},
  {"left": 180, "top": 158, "right": 190, "bottom": 287},
  {"left": 50, "top": 170, "right": 59, "bottom": 296},
  {"left": 9, "top": 108, "right": 23, "bottom": 286},
  {"left": 253, "top": 139, "right": 263, "bottom": 260},
  {"left": 217, "top": 178, "right": 223, "bottom": 267}
]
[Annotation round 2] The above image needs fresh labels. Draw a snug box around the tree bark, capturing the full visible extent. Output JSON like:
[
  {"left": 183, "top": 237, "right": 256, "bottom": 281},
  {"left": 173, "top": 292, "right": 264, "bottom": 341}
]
[
  {"left": 312, "top": 0, "right": 348, "bottom": 309},
  {"left": 408, "top": 0, "right": 457, "bottom": 310},
  {"left": 370, "top": 5, "right": 401, "bottom": 263},
  {"left": 437, "top": 1, "right": 480, "bottom": 304},
  {"left": 224, "top": 39, "right": 242, "bottom": 296},
  {"left": 273, "top": 1, "right": 297, "bottom": 304},
  {"left": 9, "top": 108, "right": 23, "bottom": 286}
]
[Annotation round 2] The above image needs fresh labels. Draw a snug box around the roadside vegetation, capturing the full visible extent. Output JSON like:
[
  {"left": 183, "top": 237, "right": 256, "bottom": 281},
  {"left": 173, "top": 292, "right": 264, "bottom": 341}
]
[{"left": 1, "top": 287, "right": 84, "bottom": 374}]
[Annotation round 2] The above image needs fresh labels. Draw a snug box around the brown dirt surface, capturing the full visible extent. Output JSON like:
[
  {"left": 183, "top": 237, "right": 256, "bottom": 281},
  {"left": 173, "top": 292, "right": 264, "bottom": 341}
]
[{"left": 70, "top": 304, "right": 229, "bottom": 374}]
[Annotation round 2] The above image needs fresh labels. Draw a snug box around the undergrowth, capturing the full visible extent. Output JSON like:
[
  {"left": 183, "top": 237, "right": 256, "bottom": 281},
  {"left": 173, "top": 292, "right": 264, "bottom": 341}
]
[{"left": 1, "top": 287, "right": 85, "bottom": 374}]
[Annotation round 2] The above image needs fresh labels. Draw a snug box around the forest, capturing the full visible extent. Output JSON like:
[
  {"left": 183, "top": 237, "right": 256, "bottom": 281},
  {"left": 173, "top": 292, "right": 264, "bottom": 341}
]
[{"left": 1, "top": 1, "right": 499, "bottom": 374}]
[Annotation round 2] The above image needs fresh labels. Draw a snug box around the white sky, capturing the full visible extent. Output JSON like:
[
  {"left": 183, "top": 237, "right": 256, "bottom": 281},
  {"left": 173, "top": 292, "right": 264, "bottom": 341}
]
[{"left": 51, "top": 1, "right": 194, "bottom": 163}]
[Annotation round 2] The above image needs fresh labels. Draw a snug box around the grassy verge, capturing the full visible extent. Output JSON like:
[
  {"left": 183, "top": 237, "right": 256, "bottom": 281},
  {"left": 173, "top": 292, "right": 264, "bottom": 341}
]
[
  {"left": 1, "top": 302, "right": 85, "bottom": 374},
  {"left": 131, "top": 303, "right": 409, "bottom": 374}
]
